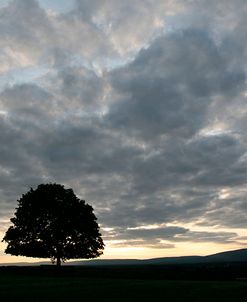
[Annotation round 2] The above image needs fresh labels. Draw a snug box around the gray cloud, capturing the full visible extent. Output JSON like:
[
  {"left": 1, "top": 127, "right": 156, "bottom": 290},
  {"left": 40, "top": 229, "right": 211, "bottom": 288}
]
[
  {"left": 110, "top": 240, "right": 175, "bottom": 250},
  {"left": 103, "top": 226, "right": 239, "bottom": 248},
  {"left": 0, "top": 0, "right": 180, "bottom": 78},
  {"left": 114, "top": 226, "right": 188, "bottom": 240},
  {"left": 106, "top": 29, "right": 245, "bottom": 140},
  {"left": 74, "top": 0, "right": 182, "bottom": 56}
]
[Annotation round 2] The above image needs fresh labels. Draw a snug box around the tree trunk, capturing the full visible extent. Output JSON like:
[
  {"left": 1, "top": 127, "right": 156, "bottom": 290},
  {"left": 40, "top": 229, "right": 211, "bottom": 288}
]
[{"left": 56, "top": 256, "right": 61, "bottom": 268}]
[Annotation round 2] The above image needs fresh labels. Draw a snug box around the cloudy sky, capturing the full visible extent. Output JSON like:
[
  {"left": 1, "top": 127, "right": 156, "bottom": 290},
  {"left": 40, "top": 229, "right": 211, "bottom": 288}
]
[{"left": 1, "top": 0, "right": 247, "bottom": 262}]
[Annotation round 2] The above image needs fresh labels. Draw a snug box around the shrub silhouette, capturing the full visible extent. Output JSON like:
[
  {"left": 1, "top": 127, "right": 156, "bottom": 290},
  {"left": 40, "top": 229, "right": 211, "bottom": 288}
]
[{"left": 2, "top": 183, "right": 104, "bottom": 266}]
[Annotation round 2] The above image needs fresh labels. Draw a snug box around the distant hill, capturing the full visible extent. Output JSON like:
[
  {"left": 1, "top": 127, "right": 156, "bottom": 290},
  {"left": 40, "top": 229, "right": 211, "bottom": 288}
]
[
  {"left": 204, "top": 248, "right": 247, "bottom": 263},
  {"left": 1, "top": 248, "right": 247, "bottom": 266},
  {"left": 69, "top": 249, "right": 247, "bottom": 266},
  {"left": 68, "top": 256, "right": 204, "bottom": 266}
]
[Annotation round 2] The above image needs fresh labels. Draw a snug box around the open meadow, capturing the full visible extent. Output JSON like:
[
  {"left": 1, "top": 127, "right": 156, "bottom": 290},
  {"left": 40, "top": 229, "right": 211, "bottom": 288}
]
[{"left": 1, "top": 266, "right": 247, "bottom": 302}]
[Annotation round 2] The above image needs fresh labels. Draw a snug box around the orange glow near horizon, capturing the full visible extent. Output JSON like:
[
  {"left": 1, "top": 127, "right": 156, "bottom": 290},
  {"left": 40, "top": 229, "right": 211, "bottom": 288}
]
[
  {"left": 0, "top": 243, "right": 244, "bottom": 264},
  {"left": 1, "top": 221, "right": 247, "bottom": 264},
  {"left": 0, "top": 233, "right": 246, "bottom": 264}
]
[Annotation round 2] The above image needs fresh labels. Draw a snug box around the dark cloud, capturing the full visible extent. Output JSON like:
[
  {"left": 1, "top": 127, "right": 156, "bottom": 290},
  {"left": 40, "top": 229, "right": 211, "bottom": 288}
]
[
  {"left": 173, "top": 230, "right": 238, "bottom": 244},
  {"left": 111, "top": 226, "right": 189, "bottom": 241},
  {"left": 106, "top": 30, "right": 245, "bottom": 140},
  {"left": 103, "top": 226, "right": 238, "bottom": 248},
  {"left": 56, "top": 66, "right": 104, "bottom": 108},
  {"left": 1, "top": 83, "right": 53, "bottom": 120}
]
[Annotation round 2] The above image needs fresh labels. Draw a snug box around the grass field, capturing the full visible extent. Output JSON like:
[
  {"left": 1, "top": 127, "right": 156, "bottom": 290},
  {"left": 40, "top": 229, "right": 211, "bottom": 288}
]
[{"left": 1, "top": 267, "right": 247, "bottom": 302}]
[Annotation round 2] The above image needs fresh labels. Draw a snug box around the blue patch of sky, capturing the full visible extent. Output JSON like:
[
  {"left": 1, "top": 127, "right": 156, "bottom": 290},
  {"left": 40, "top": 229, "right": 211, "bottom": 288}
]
[
  {"left": 38, "top": 0, "right": 75, "bottom": 14},
  {"left": 0, "top": 66, "right": 49, "bottom": 91},
  {"left": 0, "top": 0, "right": 75, "bottom": 13},
  {"left": 0, "top": 0, "right": 8, "bottom": 8}
]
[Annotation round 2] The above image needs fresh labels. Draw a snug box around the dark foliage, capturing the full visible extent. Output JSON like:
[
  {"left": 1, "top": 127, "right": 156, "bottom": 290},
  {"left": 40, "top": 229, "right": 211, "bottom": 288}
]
[{"left": 2, "top": 183, "right": 104, "bottom": 266}]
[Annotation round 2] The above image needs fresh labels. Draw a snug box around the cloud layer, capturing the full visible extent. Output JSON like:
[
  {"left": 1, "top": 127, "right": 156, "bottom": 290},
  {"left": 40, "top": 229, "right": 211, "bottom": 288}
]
[{"left": 1, "top": 0, "right": 247, "bottom": 255}]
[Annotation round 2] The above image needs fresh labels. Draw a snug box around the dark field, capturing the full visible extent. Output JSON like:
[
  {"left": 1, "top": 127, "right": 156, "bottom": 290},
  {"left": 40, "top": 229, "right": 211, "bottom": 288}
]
[{"left": 1, "top": 265, "right": 247, "bottom": 301}]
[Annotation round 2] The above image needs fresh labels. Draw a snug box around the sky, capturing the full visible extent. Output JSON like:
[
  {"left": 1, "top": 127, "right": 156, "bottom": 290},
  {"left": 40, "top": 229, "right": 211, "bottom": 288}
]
[{"left": 1, "top": 0, "right": 247, "bottom": 263}]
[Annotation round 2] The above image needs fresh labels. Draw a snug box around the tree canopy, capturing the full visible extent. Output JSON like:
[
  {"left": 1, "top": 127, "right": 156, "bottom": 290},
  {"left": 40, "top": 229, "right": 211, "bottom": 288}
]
[{"left": 2, "top": 183, "right": 104, "bottom": 266}]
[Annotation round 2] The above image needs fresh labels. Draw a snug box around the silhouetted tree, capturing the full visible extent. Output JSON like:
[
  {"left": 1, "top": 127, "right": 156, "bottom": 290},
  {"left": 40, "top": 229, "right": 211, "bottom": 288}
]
[{"left": 2, "top": 183, "right": 104, "bottom": 267}]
